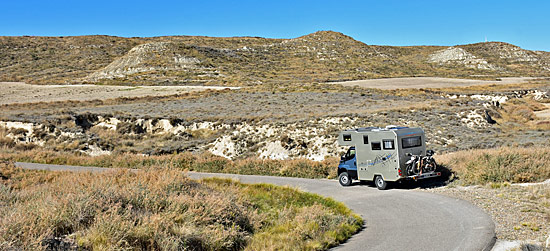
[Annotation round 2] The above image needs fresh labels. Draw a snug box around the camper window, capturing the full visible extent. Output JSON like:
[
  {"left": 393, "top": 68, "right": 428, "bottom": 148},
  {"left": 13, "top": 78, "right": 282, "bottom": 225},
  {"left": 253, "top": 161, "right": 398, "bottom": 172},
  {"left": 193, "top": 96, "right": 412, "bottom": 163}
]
[
  {"left": 402, "top": 136, "right": 422, "bottom": 149},
  {"left": 343, "top": 134, "right": 352, "bottom": 141},
  {"left": 363, "top": 135, "right": 369, "bottom": 144},
  {"left": 383, "top": 139, "right": 395, "bottom": 150},
  {"left": 371, "top": 142, "right": 381, "bottom": 150}
]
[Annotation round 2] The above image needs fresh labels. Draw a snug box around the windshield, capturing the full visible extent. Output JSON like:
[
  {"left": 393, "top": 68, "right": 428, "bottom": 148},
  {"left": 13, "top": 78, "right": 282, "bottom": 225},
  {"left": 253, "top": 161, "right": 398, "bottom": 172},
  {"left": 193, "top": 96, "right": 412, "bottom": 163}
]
[{"left": 343, "top": 147, "right": 356, "bottom": 160}]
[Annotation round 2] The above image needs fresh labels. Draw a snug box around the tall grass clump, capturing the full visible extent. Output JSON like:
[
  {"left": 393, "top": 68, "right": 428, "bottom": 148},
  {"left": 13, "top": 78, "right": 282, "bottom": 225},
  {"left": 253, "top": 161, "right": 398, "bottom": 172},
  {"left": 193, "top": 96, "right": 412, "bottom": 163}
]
[
  {"left": 437, "top": 147, "right": 550, "bottom": 185},
  {"left": 0, "top": 162, "right": 361, "bottom": 250}
]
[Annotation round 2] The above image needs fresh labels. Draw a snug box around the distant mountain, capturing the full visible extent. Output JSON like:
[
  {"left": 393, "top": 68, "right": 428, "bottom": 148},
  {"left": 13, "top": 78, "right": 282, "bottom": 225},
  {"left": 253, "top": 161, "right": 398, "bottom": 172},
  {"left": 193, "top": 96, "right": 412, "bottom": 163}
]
[{"left": 1, "top": 31, "right": 549, "bottom": 85}]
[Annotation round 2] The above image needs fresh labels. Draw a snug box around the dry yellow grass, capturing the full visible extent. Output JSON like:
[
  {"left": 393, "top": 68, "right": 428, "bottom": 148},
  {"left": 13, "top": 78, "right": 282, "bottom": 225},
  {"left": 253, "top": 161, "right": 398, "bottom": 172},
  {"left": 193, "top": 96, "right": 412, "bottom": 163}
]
[
  {"left": 0, "top": 162, "right": 361, "bottom": 250},
  {"left": 436, "top": 147, "right": 550, "bottom": 185},
  {"left": 0, "top": 148, "right": 339, "bottom": 179}
]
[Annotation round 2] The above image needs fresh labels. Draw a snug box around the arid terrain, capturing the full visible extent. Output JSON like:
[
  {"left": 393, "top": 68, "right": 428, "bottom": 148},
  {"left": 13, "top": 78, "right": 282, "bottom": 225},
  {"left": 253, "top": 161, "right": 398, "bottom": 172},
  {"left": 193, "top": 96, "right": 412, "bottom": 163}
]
[
  {"left": 0, "top": 82, "right": 238, "bottom": 105},
  {"left": 329, "top": 76, "right": 535, "bottom": 89},
  {"left": 1, "top": 78, "right": 549, "bottom": 158},
  {"left": 1, "top": 31, "right": 550, "bottom": 250},
  {"left": 2, "top": 31, "right": 550, "bottom": 86}
]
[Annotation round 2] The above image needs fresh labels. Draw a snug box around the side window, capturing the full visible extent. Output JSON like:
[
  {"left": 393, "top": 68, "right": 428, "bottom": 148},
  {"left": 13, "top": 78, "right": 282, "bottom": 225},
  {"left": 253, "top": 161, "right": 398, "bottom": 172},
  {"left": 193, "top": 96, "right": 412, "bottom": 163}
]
[
  {"left": 383, "top": 139, "right": 395, "bottom": 150},
  {"left": 343, "top": 134, "right": 352, "bottom": 141},
  {"left": 363, "top": 135, "right": 369, "bottom": 144},
  {"left": 371, "top": 142, "right": 381, "bottom": 150},
  {"left": 345, "top": 148, "right": 356, "bottom": 160}
]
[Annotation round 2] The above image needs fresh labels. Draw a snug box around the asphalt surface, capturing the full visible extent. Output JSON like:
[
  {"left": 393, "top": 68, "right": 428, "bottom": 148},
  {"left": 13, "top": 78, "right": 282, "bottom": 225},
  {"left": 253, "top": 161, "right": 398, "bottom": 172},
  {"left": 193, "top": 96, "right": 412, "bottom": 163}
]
[{"left": 15, "top": 162, "right": 495, "bottom": 251}]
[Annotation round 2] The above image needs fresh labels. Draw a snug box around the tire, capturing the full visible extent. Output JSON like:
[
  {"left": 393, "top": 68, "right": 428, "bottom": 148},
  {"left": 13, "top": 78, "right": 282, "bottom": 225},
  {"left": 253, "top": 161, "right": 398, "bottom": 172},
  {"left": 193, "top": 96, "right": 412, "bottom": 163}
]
[
  {"left": 339, "top": 172, "right": 352, "bottom": 186},
  {"left": 375, "top": 175, "right": 388, "bottom": 190},
  {"left": 423, "top": 158, "right": 437, "bottom": 173}
]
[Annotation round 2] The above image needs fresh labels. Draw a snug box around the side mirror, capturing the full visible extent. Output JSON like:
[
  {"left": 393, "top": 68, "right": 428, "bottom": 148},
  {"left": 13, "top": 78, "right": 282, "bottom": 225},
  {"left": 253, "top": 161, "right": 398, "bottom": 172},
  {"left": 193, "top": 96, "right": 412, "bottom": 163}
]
[{"left": 340, "top": 156, "right": 345, "bottom": 161}]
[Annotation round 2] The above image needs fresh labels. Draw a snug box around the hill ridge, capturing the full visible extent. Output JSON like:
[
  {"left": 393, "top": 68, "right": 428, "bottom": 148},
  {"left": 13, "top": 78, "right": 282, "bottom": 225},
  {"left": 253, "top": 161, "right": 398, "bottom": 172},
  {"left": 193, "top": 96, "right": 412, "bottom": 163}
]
[{"left": 1, "top": 31, "right": 549, "bottom": 85}]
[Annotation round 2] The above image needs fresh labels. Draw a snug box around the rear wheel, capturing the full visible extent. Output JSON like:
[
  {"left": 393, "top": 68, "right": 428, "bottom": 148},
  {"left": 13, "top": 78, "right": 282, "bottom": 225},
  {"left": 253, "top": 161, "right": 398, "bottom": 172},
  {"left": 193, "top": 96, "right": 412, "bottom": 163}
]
[
  {"left": 339, "top": 172, "right": 352, "bottom": 186},
  {"left": 425, "top": 158, "right": 437, "bottom": 172},
  {"left": 375, "top": 175, "right": 388, "bottom": 190}
]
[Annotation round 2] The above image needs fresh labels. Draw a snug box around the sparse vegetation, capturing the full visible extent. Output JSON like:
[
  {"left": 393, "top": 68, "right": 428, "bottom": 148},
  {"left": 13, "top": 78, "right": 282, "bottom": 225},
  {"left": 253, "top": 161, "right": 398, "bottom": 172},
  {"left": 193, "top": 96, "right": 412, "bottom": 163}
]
[
  {"left": 0, "top": 162, "right": 361, "bottom": 250},
  {"left": 0, "top": 149, "right": 339, "bottom": 179},
  {"left": 432, "top": 181, "right": 550, "bottom": 244},
  {"left": 437, "top": 147, "right": 550, "bottom": 185},
  {"left": 2, "top": 30, "right": 550, "bottom": 250},
  {"left": 1, "top": 31, "right": 549, "bottom": 86}
]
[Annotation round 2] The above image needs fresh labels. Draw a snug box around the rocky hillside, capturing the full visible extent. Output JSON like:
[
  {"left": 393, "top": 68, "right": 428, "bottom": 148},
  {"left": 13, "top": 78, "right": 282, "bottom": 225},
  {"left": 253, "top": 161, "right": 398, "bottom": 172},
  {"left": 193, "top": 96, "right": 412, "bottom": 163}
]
[{"left": 1, "top": 31, "right": 549, "bottom": 85}]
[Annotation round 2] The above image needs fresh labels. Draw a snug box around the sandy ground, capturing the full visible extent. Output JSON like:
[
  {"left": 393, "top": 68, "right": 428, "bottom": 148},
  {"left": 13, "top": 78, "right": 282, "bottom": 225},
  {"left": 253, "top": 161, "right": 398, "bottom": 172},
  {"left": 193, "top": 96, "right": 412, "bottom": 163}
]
[
  {"left": 0, "top": 82, "right": 240, "bottom": 105},
  {"left": 328, "top": 77, "right": 535, "bottom": 90},
  {"left": 535, "top": 103, "right": 550, "bottom": 119}
]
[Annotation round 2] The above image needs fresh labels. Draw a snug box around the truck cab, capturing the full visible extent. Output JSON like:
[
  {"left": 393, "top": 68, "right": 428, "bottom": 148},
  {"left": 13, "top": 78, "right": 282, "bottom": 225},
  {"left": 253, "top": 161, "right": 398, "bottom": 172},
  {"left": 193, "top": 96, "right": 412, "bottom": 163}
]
[{"left": 338, "top": 146, "right": 357, "bottom": 182}]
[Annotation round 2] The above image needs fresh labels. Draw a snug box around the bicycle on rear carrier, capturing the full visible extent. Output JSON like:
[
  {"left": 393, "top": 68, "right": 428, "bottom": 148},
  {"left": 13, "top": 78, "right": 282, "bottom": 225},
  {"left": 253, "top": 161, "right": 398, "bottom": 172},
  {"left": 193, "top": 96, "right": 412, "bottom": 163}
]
[{"left": 405, "top": 150, "right": 437, "bottom": 176}]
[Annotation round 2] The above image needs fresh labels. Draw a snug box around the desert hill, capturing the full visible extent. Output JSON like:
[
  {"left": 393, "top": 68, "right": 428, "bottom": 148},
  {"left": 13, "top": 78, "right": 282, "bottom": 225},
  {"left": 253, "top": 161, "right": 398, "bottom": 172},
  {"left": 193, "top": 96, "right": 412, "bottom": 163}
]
[{"left": 1, "top": 31, "right": 549, "bottom": 85}]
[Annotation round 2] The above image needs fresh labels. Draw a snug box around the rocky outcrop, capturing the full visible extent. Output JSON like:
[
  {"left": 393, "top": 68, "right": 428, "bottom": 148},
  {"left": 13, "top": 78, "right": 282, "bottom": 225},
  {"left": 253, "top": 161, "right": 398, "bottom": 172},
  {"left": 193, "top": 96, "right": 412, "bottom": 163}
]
[
  {"left": 428, "top": 47, "right": 499, "bottom": 70},
  {"left": 83, "top": 42, "right": 203, "bottom": 81}
]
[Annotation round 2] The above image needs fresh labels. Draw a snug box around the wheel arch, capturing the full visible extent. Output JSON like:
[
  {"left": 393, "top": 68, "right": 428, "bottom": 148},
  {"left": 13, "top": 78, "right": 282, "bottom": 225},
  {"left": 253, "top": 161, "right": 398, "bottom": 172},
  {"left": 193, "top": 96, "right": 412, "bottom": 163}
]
[{"left": 340, "top": 168, "right": 358, "bottom": 180}]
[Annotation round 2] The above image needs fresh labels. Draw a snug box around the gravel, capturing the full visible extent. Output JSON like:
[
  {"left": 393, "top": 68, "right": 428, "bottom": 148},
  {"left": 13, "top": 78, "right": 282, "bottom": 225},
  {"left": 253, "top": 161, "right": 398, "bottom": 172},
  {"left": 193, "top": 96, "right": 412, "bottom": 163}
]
[{"left": 429, "top": 183, "right": 550, "bottom": 247}]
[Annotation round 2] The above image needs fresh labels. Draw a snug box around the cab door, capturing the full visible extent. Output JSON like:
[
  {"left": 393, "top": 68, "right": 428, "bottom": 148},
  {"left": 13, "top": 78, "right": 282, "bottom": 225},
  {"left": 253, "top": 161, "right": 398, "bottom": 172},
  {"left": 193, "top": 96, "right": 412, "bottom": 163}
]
[{"left": 339, "top": 147, "right": 357, "bottom": 179}]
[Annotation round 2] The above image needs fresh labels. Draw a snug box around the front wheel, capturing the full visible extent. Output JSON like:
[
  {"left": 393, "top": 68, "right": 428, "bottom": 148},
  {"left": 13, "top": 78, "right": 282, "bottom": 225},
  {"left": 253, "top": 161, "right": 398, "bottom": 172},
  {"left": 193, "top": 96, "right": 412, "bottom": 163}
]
[
  {"left": 375, "top": 175, "right": 388, "bottom": 190},
  {"left": 339, "top": 172, "right": 352, "bottom": 186}
]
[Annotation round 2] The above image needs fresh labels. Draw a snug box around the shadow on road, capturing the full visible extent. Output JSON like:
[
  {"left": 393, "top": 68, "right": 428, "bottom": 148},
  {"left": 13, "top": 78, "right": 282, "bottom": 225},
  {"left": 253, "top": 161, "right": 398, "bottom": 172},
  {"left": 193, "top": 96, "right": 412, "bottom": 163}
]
[{"left": 351, "top": 164, "right": 455, "bottom": 190}]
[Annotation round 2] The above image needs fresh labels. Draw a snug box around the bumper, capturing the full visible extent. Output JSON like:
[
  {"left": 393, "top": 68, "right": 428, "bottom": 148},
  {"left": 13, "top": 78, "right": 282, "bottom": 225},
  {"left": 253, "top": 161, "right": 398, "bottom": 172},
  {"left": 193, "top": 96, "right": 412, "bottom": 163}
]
[{"left": 407, "top": 171, "right": 441, "bottom": 180}]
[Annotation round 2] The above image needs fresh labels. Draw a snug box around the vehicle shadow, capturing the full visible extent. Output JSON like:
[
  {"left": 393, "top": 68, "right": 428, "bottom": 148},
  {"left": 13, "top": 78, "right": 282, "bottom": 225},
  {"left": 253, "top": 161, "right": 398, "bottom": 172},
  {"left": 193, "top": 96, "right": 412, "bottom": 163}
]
[{"left": 352, "top": 164, "right": 455, "bottom": 190}]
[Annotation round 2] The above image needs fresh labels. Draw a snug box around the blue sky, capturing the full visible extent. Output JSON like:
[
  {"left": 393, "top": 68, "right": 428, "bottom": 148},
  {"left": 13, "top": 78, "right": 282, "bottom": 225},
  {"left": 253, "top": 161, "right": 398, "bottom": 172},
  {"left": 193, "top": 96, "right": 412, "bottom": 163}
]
[{"left": 2, "top": 0, "right": 549, "bottom": 51}]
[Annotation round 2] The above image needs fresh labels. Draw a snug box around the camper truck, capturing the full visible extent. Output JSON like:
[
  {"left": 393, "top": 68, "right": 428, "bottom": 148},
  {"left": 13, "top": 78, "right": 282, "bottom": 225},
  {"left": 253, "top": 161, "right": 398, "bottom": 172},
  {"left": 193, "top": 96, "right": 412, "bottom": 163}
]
[{"left": 337, "top": 126, "right": 440, "bottom": 190}]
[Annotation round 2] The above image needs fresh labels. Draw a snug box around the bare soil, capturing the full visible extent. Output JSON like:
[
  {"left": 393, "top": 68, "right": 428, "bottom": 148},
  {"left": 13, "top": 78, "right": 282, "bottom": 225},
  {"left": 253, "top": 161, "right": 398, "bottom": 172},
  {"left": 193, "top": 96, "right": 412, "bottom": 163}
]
[
  {"left": 328, "top": 77, "right": 535, "bottom": 90},
  {"left": 0, "top": 82, "right": 239, "bottom": 105},
  {"left": 431, "top": 183, "right": 550, "bottom": 246},
  {"left": 534, "top": 103, "right": 550, "bottom": 119}
]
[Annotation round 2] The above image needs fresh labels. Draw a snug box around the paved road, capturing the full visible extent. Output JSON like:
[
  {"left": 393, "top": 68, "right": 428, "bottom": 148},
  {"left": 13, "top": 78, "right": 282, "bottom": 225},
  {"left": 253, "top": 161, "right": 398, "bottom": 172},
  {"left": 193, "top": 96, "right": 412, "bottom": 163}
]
[{"left": 15, "top": 162, "right": 495, "bottom": 251}]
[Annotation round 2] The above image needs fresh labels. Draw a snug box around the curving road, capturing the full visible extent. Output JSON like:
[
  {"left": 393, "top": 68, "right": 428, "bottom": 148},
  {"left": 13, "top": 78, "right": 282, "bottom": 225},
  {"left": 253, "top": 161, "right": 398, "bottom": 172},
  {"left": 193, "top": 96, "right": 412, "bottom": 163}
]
[{"left": 15, "top": 162, "right": 495, "bottom": 251}]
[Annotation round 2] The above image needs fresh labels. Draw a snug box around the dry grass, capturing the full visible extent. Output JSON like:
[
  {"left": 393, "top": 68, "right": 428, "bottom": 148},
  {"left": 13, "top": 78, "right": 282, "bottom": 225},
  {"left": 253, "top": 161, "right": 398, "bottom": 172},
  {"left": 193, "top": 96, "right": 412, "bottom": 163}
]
[
  {"left": 0, "top": 162, "right": 361, "bottom": 250},
  {"left": 500, "top": 98, "right": 546, "bottom": 124},
  {"left": 436, "top": 147, "right": 550, "bottom": 185},
  {"left": 0, "top": 148, "right": 339, "bottom": 179},
  {"left": 2, "top": 32, "right": 549, "bottom": 86}
]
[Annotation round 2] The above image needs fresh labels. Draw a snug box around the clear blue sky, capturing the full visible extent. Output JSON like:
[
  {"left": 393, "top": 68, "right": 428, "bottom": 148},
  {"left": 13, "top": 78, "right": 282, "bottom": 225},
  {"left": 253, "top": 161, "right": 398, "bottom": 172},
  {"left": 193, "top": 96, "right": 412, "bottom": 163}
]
[{"left": 2, "top": 0, "right": 549, "bottom": 51}]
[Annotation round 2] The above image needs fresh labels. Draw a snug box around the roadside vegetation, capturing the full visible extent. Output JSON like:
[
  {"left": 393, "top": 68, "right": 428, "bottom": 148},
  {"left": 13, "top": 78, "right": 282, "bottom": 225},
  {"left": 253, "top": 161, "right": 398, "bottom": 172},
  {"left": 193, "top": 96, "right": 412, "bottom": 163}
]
[
  {"left": 4, "top": 145, "right": 549, "bottom": 187},
  {"left": 0, "top": 162, "right": 361, "bottom": 250},
  {"left": 434, "top": 147, "right": 550, "bottom": 247},
  {"left": 0, "top": 149, "right": 339, "bottom": 179},
  {"left": 437, "top": 147, "right": 550, "bottom": 185}
]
